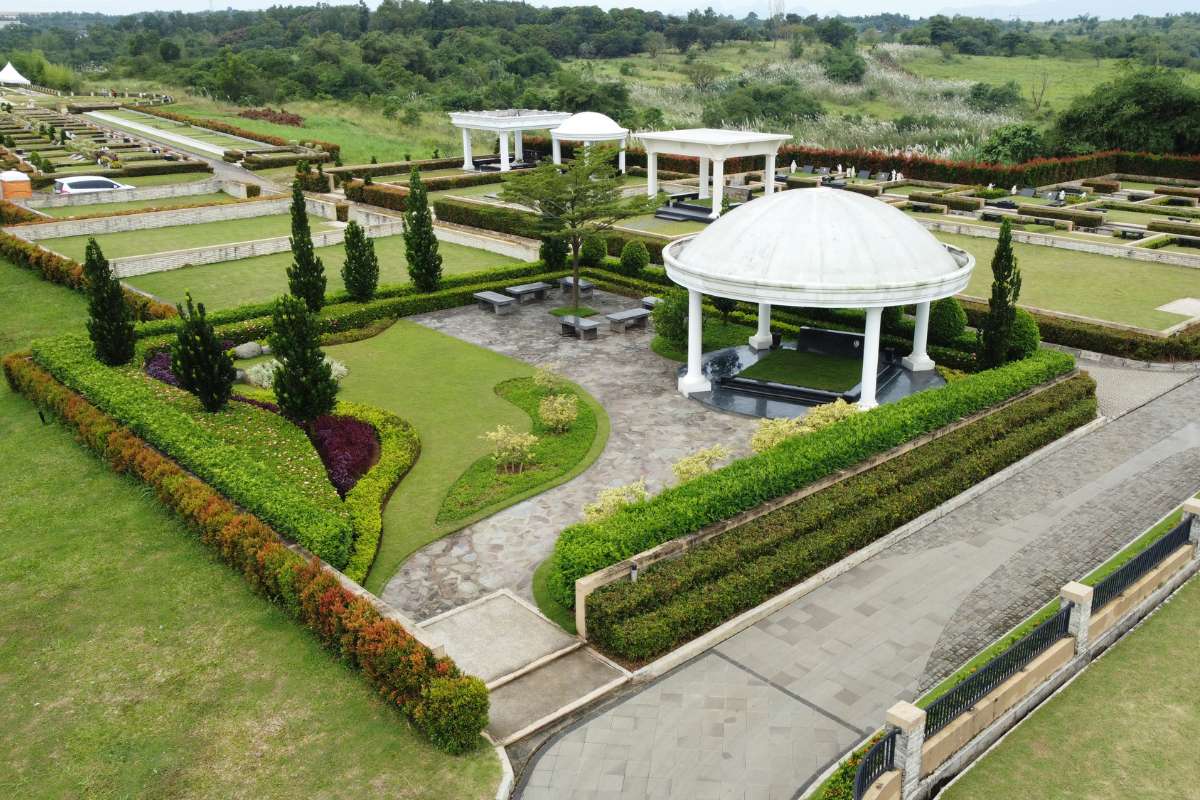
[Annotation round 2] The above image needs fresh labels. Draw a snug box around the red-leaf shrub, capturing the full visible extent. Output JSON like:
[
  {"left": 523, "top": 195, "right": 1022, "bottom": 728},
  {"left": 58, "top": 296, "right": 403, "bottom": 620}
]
[
  {"left": 309, "top": 414, "right": 380, "bottom": 496},
  {"left": 238, "top": 107, "right": 304, "bottom": 127}
]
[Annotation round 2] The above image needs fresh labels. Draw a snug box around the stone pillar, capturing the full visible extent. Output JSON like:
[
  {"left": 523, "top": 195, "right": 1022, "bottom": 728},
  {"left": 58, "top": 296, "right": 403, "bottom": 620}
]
[
  {"left": 461, "top": 128, "right": 474, "bottom": 170},
  {"left": 886, "top": 701, "right": 926, "bottom": 800},
  {"left": 710, "top": 158, "right": 724, "bottom": 218},
  {"left": 902, "top": 301, "right": 935, "bottom": 372},
  {"left": 552, "top": 137, "right": 562, "bottom": 165},
  {"left": 618, "top": 145, "right": 626, "bottom": 174},
  {"left": 678, "top": 289, "right": 711, "bottom": 396},
  {"left": 647, "top": 152, "right": 658, "bottom": 197},
  {"left": 1183, "top": 498, "right": 1200, "bottom": 548},
  {"left": 764, "top": 153, "right": 776, "bottom": 195},
  {"left": 499, "top": 132, "right": 510, "bottom": 172},
  {"left": 749, "top": 303, "right": 772, "bottom": 350},
  {"left": 514, "top": 130, "right": 524, "bottom": 164},
  {"left": 1061, "top": 581, "right": 1093, "bottom": 655},
  {"left": 859, "top": 307, "right": 883, "bottom": 410},
  {"left": 699, "top": 157, "right": 710, "bottom": 199}
]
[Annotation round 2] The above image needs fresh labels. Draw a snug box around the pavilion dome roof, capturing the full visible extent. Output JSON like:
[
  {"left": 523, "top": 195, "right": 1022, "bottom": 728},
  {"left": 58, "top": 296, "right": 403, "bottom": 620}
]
[
  {"left": 663, "top": 187, "right": 975, "bottom": 308},
  {"left": 552, "top": 111, "right": 627, "bottom": 140}
]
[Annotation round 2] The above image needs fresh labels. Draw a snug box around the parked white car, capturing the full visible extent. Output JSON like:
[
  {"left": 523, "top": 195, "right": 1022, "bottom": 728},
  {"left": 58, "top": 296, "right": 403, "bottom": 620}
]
[{"left": 52, "top": 176, "right": 135, "bottom": 195}]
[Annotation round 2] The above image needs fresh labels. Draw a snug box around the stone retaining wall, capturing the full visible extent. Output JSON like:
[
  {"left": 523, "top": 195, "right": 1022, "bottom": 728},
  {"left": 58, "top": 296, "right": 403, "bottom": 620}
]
[
  {"left": 433, "top": 221, "right": 539, "bottom": 261},
  {"left": 21, "top": 178, "right": 250, "bottom": 209}
]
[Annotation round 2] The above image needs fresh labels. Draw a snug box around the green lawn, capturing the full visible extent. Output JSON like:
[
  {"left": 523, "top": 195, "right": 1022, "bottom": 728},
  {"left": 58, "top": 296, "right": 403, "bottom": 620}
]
[
  {"left": 127, "top": 236, "right": 521, "bottom": 309},
  {"left": 942, "top": 571, "right": 1200, "bottom": 800},
  {"left": 937, "top": 231, "right": 1200, "bottom": 331},
  {"left": 616, "top": 213, "right": 706, "bottom": 237},
  {"left": 39, "top": 192, "right": 236, "bottom": 218},
  {"left": 122, "top": 171, "right": 214, "bottom": 188},
  {"left": 0, "top": 258, "right": 499, "bottom": 800},
  {"left": 737, "top": 348, "right": 862, "bottom": 392},
  {"left": 42, "top": 213, "right": 333, "bottom": 261}
]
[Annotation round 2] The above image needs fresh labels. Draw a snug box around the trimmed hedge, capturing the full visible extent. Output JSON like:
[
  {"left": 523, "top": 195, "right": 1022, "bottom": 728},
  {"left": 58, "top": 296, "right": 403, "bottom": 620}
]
[
  {"left": 1148, "top": 219, "right": 1200, "bottom": 237},
  {"left": 547, "top": 349, "right": 1077, "bottom": 608},
  {"left": 129, "top": 105, "right": 341, "bottom": 160},
  {"left": 345, "top": 179, "right": 408, "bottom": 212},
  {"left": 29, "top": 159, "right": 212, "bottom": 189},
  {"left": 0, "top": 198, "right": 42, "bottom": 224},
  {"left": 1016, "top": 204, "right": 1104, "bottom": 227},
  {"left": 245, "top": 151, "right": 332, "bottom": 169},
  {"left": 1154, "top": 186, "right": 1200, "bottom": 200},
  {"left": 327, "top": 157, "right": 464, "bottom": 185},
  {"left": 1103, "top": 200, "right": 1200, "bottom": 219},
  {"left": 2, "top": 351, "right": 487, "bottom": 753},
  {"left": 587, "top": 373, "right": 1096, "bottom": 661},
  {"left": 911, "top": 191, "right": 983, "bottom": 212},
  {"left": 1082, "top": 177, "right": 1120, "bottom": 193}
]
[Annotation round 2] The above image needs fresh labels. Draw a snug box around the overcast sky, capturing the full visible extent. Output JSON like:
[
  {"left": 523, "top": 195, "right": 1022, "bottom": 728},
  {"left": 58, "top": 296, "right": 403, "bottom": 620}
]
[{"left": 25, "top": 0, "right": 1200, "bottom": 22}]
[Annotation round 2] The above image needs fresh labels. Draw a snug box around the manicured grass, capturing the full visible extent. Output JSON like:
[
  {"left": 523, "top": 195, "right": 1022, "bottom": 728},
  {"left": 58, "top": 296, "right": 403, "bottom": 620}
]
[
  {"left": 533, "top": 558, "right": 578, "bottom": 635},
  {"left": 941, "top": 561, "right": 1200, "bottom": 800},
  {"left": 127, "top": 236, "right": 521, "bottom": 310},
  {"left": 737, "top": 348, "right": 862, "bottom": 392},
  {"left": 550, "top": 305, "right": 598, "bottom": 318},
  {"left": 938, "top": 231, "right": 1200, "bottom": 331},
  {"left": 1161, "top": 242, "right": 1200, "bottom": 254},
  {"left": 651, "top": 320, "right": 754, "bottom": 362},
  {"left": 616, "top": 214, "right": 706, "bottom": 237},
  {"left": 38, "top": 192, "right": 236, "bottom": 218},
  {"left": 0, "top": 257, "right": 499, "bottom": 799},
  {"left": 437, "top": 377, "right": 603, "bottom": 524},
  {"left": 42, "top": 213, "right": 334, "bottom": 261},
  {"left": 122, "top": 171, "right": 214, "bottom": 188}
]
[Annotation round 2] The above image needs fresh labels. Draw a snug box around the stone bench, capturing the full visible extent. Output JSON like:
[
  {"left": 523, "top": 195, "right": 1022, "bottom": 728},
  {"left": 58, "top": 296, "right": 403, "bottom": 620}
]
[
  {"left": 474, "top": 290, "right": 516, "bottom": 315},
  {"left": 641, "top": 296, "right": 662, "bottom": 310},
  {"left": 606, "top": 307, "right": 651, "bottom": 332},
  {"left": 557, "top": 276, "right": 594, "bottom": 299},
  {"left": 559, "top": 315, "right": 600, "bottom": 340},
  {"left": 505, "top": 281, "right": 552, "bottom": 304}
]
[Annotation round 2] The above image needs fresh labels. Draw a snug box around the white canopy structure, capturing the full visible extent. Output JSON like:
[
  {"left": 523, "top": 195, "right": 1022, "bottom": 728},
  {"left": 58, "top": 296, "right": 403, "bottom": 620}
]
[
  {"left": 636, "top": 128, "right": 792, "bottom": 218},
  {"left": 449, "top": 109, "right": 571, "bottom": 172},
  {"left": 0, "top": 61, "right": 29, "bottom": 86},
  {"left": 550, "top": 111, "right": 629, "bottom": 173},
  {"left": 664, "top": 187, "right": 975, "bottom": 408}
]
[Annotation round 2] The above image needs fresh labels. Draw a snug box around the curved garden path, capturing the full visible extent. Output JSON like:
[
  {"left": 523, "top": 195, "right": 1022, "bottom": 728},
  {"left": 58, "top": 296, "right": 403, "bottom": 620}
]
[{"left": 379, "top": 290, "right": 759, "bottom": 621}]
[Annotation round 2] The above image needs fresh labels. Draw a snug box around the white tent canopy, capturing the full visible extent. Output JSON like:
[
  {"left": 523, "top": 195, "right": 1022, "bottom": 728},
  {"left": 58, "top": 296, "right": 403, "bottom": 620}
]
[{"left": 0, "top": 61, "right": 30, "bottom": 86}]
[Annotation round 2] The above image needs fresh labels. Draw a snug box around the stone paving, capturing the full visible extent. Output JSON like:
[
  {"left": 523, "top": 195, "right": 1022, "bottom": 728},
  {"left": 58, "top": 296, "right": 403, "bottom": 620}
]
[
  {"left": 381, "top": 291, "right": 760, "bottom": 620},
  {"left": 517, "top": 372, "right": 1200, "bottom": 800}
]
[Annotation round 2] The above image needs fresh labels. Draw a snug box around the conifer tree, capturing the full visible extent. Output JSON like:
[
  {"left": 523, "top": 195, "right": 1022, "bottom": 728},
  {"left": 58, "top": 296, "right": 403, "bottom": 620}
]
[
  {"left": 171, "top": 293, "right": 235, "bottom": 412},
  {"left": 341, "top": 220, "right": 379, "bottom": 302},
  {"left": 403, "top": 167, "right": 443, "bottom": 292},
  {"left": 285, "top": 180, "right": 326, "bottom": 312},
  {"left": 82, "top": 238, "right": 135, "bottom": 365},
  {"left": 977, "top": 219, "right": 1023, "bottom": 369},
  {"left": 269, "top": 295, "right": 337, "bottom": 425}
]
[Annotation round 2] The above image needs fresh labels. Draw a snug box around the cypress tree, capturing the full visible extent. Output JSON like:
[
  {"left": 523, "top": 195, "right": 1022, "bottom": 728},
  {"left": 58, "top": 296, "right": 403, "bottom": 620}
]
[
  {"left": 403, "top": 167, "right": 443, "bottom": 292},
  {"left": 171, "top": 293, "right": 235, "bottom": 412},
  {"left": 285, "top": 180, "right": 326, "bottom": 312},
  {"left": 269, "top": 295, "right": 338, "bottom": 426},
  {"left": 341, "top": 220, "right": 379, "bottom": 302},
  {"left": 82, "top": 238, "right": 135, "bottom": 365},
  {"left": 976, "top": 219, "right": 1023, "bottom": 369}
]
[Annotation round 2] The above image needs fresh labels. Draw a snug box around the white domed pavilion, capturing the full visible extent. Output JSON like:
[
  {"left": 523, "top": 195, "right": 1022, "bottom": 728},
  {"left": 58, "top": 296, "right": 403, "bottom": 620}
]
[{"left": 551, "top": 112, "right": 629, "bottom": 172}]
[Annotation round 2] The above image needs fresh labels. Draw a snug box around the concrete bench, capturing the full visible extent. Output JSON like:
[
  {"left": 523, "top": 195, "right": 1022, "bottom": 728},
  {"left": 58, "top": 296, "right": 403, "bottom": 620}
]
[
  {"left": 473, "top": 290, "right": 516, "bottom": 315},
  {"left": 557, "top": 276, "right": 594, "bottom": 299},
  {"left": 559, "top": 315, "right": 600, "bottom": 340},
  {"left": 641, "top": 296, "right": 662, "bottom": 310},
  {"left": 505, "top": 281, "right": 552, "bottom": 304},
  {"left": 606, "top": 308, "right": 651, "bottom": 332}
]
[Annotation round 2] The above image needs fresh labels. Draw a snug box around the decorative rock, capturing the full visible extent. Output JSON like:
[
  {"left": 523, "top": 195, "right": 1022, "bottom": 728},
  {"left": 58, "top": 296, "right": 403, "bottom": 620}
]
[
  {"left": 260, "top": 343, "right": 272, "bottom": 356},
  {"left": 233, "top": 341, "right": 262, "bottom": 359},
  {"left": 235, "top": 368, "right": 248, "bottom": 384}
]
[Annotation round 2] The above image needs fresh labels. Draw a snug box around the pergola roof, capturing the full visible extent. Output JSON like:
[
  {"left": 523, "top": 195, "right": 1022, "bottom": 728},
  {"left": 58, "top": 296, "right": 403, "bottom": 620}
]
[
  {"left": 0, "top": 61, "right": 29, "bottom": 85},
  {"left": 664, "top": 187, "right": 974, "bottom": 308},
  {"left": 551, "top": 111, "right": 627, "bottom": 143},
  {"left": 637, "top": 127, "right": 791, "bottom": 159},
  {"left": 449, "top": 109, "right": 571, "bottom": 132}
]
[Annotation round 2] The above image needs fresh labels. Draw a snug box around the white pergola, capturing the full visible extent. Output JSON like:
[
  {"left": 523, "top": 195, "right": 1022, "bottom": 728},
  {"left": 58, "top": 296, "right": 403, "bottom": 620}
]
[
  {"left": 449, "top": 109, "right": 571, "bottom": 172},
  {"left": 636, "top": 128, "right": 792, "bottom": 218},
  {"left": 551, "top": 111, "right": 629, "bottom": 173},
  {"left": 663, "top": 188, "right": 975, "bottom": 409}
]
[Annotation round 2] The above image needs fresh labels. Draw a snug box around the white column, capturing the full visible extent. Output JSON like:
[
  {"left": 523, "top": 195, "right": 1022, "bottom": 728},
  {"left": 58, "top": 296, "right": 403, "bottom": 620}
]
[
  {"left": 461, "top": 128, "right": 473, "bottom": 170},
  {"left": 499, "top": 132, "right": 510, "bottom": 172},
  {"left": 678, "top": 289, "right": 712, "bottom": 396},
  {"left": 764, "top": 153, "right": 776, "bottom": 195},
  {"left": 514, "top": 130, "right": 524, "bottom": 164},
  {"left": 1061, "top": 581, "right": 1094, "bottom": 655},
  {"left": 552, "top": 137, "right": 561, "bottom": 165},
  {"left": 698, "top": 157, "right": 710, "bottom": 199},
  {"left": 749, "top": 303, "right": 772, "bottom": 350},
  {"left": 710, "top": 159, "right": 724, "bottom": 218},
  {"left": 618, "top": 145, "right": 626, "bottom": 174},
  {"left": 859, "top": 307, "right": 882, "bottom": 410},
  {"left": 902, "top": 301, "right": 935, "bottom": 372},
  {"left": 647, "top": 151, "right": 658, "bottom": 197}
]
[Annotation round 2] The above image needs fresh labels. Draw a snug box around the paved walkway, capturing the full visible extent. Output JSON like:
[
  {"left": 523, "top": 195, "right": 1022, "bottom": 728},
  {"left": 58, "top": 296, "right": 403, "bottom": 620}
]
[
  {"left": 517, "top": 371, "right": 1200, "bottom": 800},
  {"left": 381, "top": 291, "right": 759, "bottom": 620}
]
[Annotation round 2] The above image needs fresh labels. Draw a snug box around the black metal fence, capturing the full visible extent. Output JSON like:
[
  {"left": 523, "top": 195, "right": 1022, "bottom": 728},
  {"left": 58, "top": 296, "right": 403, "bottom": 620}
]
[
  {"left": 1091, "top": 519, "right": 1192, "bottom": 612},
  {"left": 853, "top": 729, "right": 898, "bottom": 800},
  {"left": 924, "top": 603, "right": 1072, "bottom": 738}
]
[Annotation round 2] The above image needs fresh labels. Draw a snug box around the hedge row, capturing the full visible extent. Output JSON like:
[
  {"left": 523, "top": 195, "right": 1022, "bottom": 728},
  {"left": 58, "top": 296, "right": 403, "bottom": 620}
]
[
  {"left": 327, "top": 157, "right": 464, "bottom": 185},
  {"left": 29, "top": 159, "right": 213, "bottom": 189},
  {"left": 588, "top": 373, "right": 1097, "bottom": 661},
  {"left": 129, "top": 105, "right": 341, "bottom": 159},
  {"left": 11, "top": 193, "right": 286, "bottom": 224},
  {"left": 1017, "top": 204, "right": 1105, "bottom": 227},
  {"left": 1104, "top": 200, "right": 1200, "bottom": 219},
  {"left": 0, "top": 198, "right": 41, "bottom": 223},
  {"left": 344, "top": 179, "right": 408, "bottom": 211},
  {"left": 30, "top": 334, "right": 355, "bottom": 568},
  {"left": 911, "top": 191, "right": 983, "bottom": 212},
  {"left": 1154, "top": 186, "right": 1200, "bottom": 200},
  {"left": 1149, "top": 219, "right": 1200, "bottom": 237},
  {"left": 2, "top": 352, "right": 487, "bottom": 753},
  {"left": 546, "top": 349, "right": 1077, "bottom": 608},
  {"left": 244, "top": 150, "right": 332, "bottom": 169}
]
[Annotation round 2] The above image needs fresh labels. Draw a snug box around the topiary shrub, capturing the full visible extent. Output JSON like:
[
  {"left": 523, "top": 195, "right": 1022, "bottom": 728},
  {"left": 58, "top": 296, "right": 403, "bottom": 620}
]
[
  {"left": 618, "top": 239, "right": 650, "bottom": 277},
  {"left": 581, "top": 234, "right": 607, "bottom": 267},
  {"left": 1008, "top": 308, "right": 1041, "bottom": 360},
  {"left": 412, "top": 675, "right": 490, "bottom": 755},
  {"left": 929, "top": 297, "right": 967, "bottom": 345},
  {"left": 652, "top": 289, "right": 688, "bottom": 347},
  {"left": 540, "top": 236, "right": 569, "bottom": 270}
]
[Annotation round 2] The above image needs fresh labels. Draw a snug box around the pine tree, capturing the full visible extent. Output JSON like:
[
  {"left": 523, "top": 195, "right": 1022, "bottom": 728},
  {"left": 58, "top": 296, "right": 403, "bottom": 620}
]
[
  {"left": 976, "top": 219, "right": 1023, "bottom": 369},
  {"left": 341, "top": 220, "right": 379, "bottom": 302},
  {"left": 171, "top": 293, "right": 235, "bottom": 412},
  {"left": 269, "top": 295, "right": 338, "bottom": 425},
  {"left": 82, "top": 238, "right": 135, "bottom": 365},
  {"left": 403, "top": 167, "right": 443, "bottom": 292},
  {"left": 285, "top": 180, "right": 326, "bottom": 312}
]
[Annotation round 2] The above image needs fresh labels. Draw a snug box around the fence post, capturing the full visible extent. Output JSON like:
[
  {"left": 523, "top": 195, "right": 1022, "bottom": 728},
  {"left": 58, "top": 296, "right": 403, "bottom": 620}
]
[
  {"left": 1183, "top": 499, "right": 1200, "bottom": 557},
  {"left": 1060, "top": 581, "right": 1093, "bottom": 654},
  {"left": 886, "top": 701, "right": 926, "bottom": 799}
]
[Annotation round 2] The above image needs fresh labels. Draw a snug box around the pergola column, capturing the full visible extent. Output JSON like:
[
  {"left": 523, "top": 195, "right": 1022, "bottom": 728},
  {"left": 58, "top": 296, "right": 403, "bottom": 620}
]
[
  {"left": 859, "top": 307, "right": 883, "bottom": 410},
  {"left": 678, "top": 289, "right": 712, "bottom": 396},
  {"left": 698, "top": 157, "right": 710, "bottom": 199},
  {"left": 551, "top": 137, "right": 562, "bottom": 165},
  {"left": 461, "top": 128, "right": 474, "bottom": 170},
  {"left": 710, "top": 158, "right": 724, "bottom": 218},
  {"left": 514, "top": 130, "right": 524, "bottom": 164},
  {"left": 764, "top": 153, "right": 776, "bottom": 195},
  {"left": 618, "top": 144, "right": 626, "bottom": 173},
  {"left": 646, "top": 151, "right": 658, "bottom": 197},
  {"left": 499, "top": 132, "right": 510, "bottom": 172},
  {"left": 749, "top": 303, "right": 772, "bottom": 350},
  {"left": 902, "top": 301, "right": 936, "bottom": 372}
]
